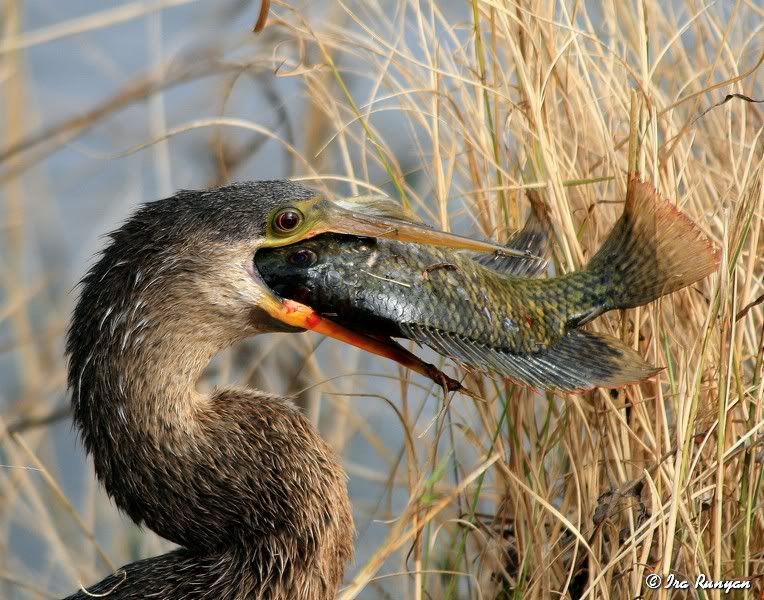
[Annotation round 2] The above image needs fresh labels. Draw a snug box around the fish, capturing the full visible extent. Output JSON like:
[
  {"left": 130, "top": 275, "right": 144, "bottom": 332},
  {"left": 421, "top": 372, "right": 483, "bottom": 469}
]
[{"left": 255, "top": 178, "right": 720, "bottom": 392}]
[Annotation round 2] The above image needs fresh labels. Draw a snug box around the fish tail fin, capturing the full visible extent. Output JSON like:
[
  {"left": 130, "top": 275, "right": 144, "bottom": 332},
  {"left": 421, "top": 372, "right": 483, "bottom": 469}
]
[{"left": 586, "top": 177, "right": 720, "bottom": 310}]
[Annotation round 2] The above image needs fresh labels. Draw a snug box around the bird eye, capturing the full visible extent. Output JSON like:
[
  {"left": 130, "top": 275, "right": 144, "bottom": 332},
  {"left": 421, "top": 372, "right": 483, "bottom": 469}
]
[
  {"left": 287, "top": 248, "right": 317, "bottom": 268},
  {"left": 273, "top": 208, "right": 303, "bottom": 233}
]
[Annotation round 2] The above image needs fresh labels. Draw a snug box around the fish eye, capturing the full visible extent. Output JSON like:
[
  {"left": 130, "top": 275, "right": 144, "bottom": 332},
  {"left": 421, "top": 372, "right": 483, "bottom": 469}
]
[
  {"left": 287, "top": 248, "right": 317, "bottom": 268},
  {"left": 273, "top": 208, "right": 303, "bottom": 233}
]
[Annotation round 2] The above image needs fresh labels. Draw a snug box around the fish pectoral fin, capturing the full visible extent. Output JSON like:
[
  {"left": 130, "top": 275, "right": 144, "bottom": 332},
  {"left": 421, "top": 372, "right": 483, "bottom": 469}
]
[{"left": 400, "top": 325, "right": 660, "bottom": 392}]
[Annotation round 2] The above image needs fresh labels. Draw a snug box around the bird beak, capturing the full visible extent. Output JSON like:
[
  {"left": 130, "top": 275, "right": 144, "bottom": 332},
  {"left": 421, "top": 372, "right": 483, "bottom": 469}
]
[
  {"left": 258, "top": 291, "right": 462, "bottom": 392},
  {"left": 314, "top": 197, "right": 532, "bottom": 256}
]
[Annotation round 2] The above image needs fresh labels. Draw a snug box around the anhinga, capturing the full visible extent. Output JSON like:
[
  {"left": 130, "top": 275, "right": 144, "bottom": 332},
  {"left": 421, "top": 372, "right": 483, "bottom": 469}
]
[{"left": 64, "top": 180, "right": 511, "bottom": 599}]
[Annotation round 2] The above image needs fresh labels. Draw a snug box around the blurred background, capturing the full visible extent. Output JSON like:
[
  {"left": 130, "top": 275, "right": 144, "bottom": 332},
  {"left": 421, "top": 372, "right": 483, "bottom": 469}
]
[{"left": 1, "top": 1, "right": 762, "bottom": 598}]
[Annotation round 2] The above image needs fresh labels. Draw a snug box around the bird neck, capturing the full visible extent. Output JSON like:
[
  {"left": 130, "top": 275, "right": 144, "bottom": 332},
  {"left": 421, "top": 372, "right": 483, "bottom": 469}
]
[{"left": 68, "top": 267, "right": 353, "bottom": 597}]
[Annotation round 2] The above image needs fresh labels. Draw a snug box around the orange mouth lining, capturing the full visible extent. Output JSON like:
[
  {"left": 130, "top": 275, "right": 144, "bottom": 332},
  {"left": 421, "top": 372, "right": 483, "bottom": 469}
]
[{"left": 270, "top": 299, "right": 462, "bottom": 393}]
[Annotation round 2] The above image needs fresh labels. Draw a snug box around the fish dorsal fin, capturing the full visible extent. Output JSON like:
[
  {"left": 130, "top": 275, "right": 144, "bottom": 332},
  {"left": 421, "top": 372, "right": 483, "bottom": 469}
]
[
  {"left": 400, "top": 325, "right": 658, "bottom": 392},
  {"left": 474, "top": 211, "right": 548, "bottom": 276},
  {"left": 473, "top": 190, "right": 551, "bottom": 277}
]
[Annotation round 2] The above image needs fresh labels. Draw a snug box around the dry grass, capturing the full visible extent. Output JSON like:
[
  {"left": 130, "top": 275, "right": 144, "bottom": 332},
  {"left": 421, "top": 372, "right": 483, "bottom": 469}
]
[{"left": 1, "top": 0, "right": 763, "bottom": 598}]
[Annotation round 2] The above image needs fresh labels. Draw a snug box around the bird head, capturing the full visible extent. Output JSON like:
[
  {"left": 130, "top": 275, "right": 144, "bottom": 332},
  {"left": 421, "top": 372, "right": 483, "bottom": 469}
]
[{"left": 75, "top": 180, "right": 502, "bottom": 386}]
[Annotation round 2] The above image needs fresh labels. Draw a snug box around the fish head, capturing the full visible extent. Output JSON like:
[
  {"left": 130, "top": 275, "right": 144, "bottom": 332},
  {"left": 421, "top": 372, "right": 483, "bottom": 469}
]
[{"left": 255, "top": 233, "right": 372, "bottom": 305}]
